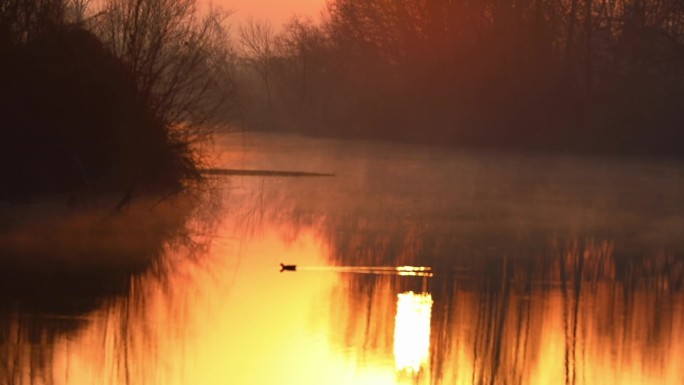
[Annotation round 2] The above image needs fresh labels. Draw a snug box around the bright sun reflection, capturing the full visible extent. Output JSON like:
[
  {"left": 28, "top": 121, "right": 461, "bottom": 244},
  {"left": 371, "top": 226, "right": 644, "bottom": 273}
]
[
  {"left": 394, "top": 291, "right": 433, "bottom": 375},
  {"left": 396, "top": 266, "right": 434, "bottom": 277}
]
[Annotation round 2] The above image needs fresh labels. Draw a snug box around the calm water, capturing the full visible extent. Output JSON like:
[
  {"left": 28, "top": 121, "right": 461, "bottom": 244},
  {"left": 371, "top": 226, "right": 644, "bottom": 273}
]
[{"left": 1, "top": 133, "right": 684, "bottom": 384}]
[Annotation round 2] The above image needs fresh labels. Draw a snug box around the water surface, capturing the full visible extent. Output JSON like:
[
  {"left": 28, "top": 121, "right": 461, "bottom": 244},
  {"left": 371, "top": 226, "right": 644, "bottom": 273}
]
[{"left": 1, "top": 133, "right": 683, "bottom": 384}]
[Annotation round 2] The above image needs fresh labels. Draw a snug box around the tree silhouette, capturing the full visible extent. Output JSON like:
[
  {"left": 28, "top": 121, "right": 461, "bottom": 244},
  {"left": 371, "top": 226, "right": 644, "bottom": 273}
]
[
  {"left": 0, "top": 0, "right": 239, "bottom": 199},
  {"left": 239, "top": 18, "right": 276, "bottom": 113},
  {"left": 235, "top": 0, "right": 684, "bottom": 157}
]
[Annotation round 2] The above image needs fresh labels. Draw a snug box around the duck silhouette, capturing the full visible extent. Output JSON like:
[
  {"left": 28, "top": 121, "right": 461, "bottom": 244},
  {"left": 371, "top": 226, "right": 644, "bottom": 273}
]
[{"left": 280, "top": 263, "right": 297, "bottom": 272}]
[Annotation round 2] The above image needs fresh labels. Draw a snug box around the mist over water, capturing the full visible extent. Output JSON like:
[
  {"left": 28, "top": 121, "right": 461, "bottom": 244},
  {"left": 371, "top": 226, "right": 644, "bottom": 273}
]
[{"left": 1, "top": 133, "right": 683, "bottom": 384}]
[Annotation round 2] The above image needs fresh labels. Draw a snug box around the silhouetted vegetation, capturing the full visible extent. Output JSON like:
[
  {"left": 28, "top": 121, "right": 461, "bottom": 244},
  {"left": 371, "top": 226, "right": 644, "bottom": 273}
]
[
  {"left": 238, "top": 0, "right": 684, "bottom": 157},
  {"left": 0, "top": 191, "right": 222, "bottom": 384},
  {"left": 0, "top": 0, "right": 236, "bottom": 201},
  {"left": 0, "top": 1, "right": 234, "bottom": 366}
]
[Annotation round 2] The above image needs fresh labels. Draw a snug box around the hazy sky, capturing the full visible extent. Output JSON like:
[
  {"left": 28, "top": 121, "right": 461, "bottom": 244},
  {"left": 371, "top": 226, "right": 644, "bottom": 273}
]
[{"left": 214, "top": 0, "right": 327, "bottom": 28}]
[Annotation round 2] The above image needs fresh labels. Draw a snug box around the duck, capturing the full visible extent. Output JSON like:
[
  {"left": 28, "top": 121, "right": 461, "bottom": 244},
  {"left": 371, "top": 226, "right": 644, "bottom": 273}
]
[{"left": 280, "top": 263, "right": 297, "bottom": 272}]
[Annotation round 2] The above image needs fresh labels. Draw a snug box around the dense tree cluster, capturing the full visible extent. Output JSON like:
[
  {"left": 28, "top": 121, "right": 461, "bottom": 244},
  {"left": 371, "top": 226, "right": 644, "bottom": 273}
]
[
  {"left": 0, "top": 0, "right": 235, "bottom": 201},
  {"left": 239, "top": 0, "right": 684, "bottom": 156}
]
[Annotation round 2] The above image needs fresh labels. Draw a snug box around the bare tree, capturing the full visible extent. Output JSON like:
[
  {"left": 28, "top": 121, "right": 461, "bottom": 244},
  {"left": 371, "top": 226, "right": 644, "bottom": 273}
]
[
  {"left": 65, "top": 0, "right": 92, "bottom": 23},
  {"left": 277, "top": 18, "right": 329, "bottom": 105},
  {"left": 238, "top": 17, "right": 275, "bottom": 111},
  {"left": 0, "top": 0, "right": 66, "bottom": 43},
  {"left": 93, "top": 0, "right": 237, "bottom": 146}
]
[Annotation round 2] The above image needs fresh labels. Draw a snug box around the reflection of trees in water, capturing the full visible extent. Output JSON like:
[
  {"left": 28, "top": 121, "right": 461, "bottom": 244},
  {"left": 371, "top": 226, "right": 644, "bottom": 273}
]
[
  {"left": 0, "top": 314, "right": 60, "bottom": 385},
  {"left": 454, "top": 243, "right": 682, "bottom": 385},
  {"left": 321, "top": 232, "right": 684, "bottom": 385},
  {"left": 556, "top": 243, "right": 683, "bottom": 385},
  {"left": 316, "top": 216, "right": 684, "bottom": 384},
  {"left": 0, "top": 191, "right": 222, "bottom": 384},
  {"left": 70, "top": 272, "right": 189, "bottom": 385},
  {"left": 216, "top": 175, "right": 684, "bottom": 383},
  {"left": 334, "top": 275, "right": 397, "bottom": 356},
  {"left": 0, "top": 257, "right": 202, "bottom": 385},
  {"left": 199, "top": 174, "right": 684, "bottom": 384}
]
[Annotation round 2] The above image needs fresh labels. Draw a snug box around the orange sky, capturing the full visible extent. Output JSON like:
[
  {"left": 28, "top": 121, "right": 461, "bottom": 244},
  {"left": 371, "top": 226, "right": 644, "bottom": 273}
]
[{"left": 213, "top": 0, "right": 327, "bottom": 27}]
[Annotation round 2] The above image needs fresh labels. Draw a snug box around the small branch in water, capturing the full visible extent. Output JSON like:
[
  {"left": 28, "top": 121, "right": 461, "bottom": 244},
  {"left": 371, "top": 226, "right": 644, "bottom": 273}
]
[
  {"left": 150, "top": 186, "right": 187, "bottom": 209},
  {"left": 200, "top": 168, "right": 335, "bottom": 177},
  {"left": 114, "top": 182, "right": 137, "bottom": 212}
]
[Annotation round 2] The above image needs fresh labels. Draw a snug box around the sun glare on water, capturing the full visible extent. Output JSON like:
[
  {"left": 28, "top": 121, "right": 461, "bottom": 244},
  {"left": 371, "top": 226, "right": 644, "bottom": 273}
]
[
  {"left": 396, "top": 266, "right": 434, "bottom": 277},
  {"left": 394, "top": 291, "right": 433, "bottom": 375}
]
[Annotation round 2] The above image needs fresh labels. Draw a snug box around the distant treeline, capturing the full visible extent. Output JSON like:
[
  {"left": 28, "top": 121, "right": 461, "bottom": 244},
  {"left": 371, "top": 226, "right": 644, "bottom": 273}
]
[
  {"left": 0, "top": 0, "right": 237, "bottom": 200},
  {"left": 237, "top": 0, "right": 684, "bottom": 157}
]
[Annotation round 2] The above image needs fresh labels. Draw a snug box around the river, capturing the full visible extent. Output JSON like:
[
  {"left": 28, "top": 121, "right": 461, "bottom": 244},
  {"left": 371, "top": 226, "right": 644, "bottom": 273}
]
[{"left": 1, "top": 133, "right": 683, "bottom": 384}]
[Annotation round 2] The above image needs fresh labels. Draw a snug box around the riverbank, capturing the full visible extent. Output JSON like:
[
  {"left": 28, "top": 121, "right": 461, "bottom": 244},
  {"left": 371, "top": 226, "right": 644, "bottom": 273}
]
[{"left": 0, "top": 193, "right": 205, "bottom": 315}]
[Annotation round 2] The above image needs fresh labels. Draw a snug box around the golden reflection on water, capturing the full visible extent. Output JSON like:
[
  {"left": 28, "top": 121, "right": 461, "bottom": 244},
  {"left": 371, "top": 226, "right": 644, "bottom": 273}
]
[
  {"left": 397, "top": 266, "right": 434, "bottom": 277},
  {"left": 394, "top": 292, "right": 433, "bottom": 375},
  {"left": 41, "top": 225, "right": 342, "bottom": 385},
  {"left": 3, "top": 150, "right": 684, "bottom": 385},
  {"left": 1, "top": 223, "right": 683, "bottom": 385}
]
